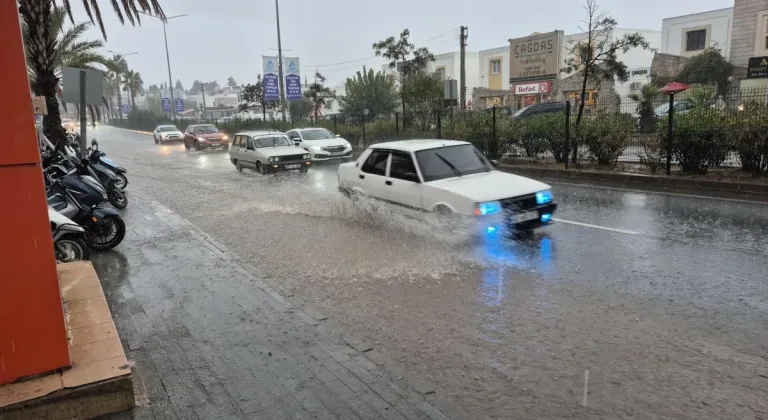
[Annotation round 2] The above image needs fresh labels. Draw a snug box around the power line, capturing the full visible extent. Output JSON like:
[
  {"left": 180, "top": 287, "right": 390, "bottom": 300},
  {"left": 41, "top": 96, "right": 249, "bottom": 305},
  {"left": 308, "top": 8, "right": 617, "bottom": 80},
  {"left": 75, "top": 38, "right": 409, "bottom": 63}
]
[{"left": 304, "top": 28, "right": 460, "bottom": 69}]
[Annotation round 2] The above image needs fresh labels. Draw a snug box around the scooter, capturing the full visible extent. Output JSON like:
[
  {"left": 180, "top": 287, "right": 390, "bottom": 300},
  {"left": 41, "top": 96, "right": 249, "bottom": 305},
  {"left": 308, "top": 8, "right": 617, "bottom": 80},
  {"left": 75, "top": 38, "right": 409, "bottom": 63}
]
[
  {"left": 89, "top": 139, "right": 128, "bottom": 190},
  {"left": 60, "top": 142, "right": 128, "bottom": 210},
  {"left": 48, "top": 206, "right": 90, "bottom": 262},
  {"left": 45, "top": 163, "right": 127, "bottom": 251}
]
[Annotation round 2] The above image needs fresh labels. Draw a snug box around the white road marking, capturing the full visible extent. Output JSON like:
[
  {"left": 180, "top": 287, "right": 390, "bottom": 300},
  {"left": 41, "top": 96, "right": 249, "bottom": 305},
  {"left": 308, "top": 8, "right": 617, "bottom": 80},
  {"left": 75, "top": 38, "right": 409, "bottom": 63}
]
[
  {"left": 583, "top": 369, "right": 589, "bottom": 407},
  {"left": 554, "top": 218, "right": 638, "bottom": 235}
]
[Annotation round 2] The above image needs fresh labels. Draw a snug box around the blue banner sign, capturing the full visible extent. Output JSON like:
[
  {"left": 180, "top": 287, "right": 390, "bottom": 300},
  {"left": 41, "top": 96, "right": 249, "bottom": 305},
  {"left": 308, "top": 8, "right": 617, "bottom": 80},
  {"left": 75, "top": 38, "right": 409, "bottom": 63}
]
[
  {"left": 162, "top": 97, "right": 171, "bottom": 112},
  {"left": 262, "top": 56, "right": 280, "bottom": 102},
  {"left": 284, "top": 57, "right": 301, "bottom": 101},
  {"left": 175, "top": 98, "right": 184, "bottom": 113}
]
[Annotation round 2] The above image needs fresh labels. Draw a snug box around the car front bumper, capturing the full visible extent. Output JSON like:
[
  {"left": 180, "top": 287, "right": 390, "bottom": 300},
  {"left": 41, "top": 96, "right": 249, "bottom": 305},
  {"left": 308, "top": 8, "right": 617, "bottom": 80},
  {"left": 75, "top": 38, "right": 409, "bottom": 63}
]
[
  {"left": 199, "top": 141, "right": 228, "bottom": 148},
  {"left": 311, "top": 150, "right": 354, "bottom": 161},
  {"left": 477, "top": 203, "right": 558, "bottom": 233},
  {"left": 264, "top": 160, "right": 312, "bottom": 173}
]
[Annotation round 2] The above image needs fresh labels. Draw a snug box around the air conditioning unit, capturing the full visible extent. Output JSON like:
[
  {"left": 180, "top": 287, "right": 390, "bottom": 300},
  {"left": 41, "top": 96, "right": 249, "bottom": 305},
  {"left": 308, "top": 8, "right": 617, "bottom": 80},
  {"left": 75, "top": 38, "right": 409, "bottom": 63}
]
[{"left": 630, "top": 82, "right": 642, "bottom": 91}]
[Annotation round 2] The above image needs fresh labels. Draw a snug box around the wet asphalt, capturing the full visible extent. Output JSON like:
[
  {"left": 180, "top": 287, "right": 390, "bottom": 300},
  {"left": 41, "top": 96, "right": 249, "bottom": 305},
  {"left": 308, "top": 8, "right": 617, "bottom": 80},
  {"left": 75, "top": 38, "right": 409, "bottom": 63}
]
[{"left": 92, "top": 126, "right": 768, "bottom": 420}]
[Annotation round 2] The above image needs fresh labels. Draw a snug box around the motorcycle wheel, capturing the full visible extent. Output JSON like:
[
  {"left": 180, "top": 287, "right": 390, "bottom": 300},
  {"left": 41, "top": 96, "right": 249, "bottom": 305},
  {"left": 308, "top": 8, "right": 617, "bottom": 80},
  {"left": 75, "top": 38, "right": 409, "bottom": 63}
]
[
  {"left": 55, "top": 235, "right": 90, "bottom": 262},
  {"left": 108, "top": 189, "right": 128, "bottom": 210},
  {"left": 85, "top": 214, "right": 126, "bottom": 251},
  {"left": 115, "top": 173, "right": 129, "bottom": 190}
]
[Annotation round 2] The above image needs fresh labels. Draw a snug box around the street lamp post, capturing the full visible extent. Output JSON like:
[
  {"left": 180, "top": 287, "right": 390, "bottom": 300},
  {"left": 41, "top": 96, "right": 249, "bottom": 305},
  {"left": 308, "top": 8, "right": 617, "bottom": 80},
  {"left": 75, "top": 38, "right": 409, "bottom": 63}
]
[
  {"left": 274, "top": 0, "right": 287, "bottom": 122},
  {"left": 139, "top": 12, "right": 187, "bottom": 119},
  {"left": 107, "top": 50, "right": 137, "bottom": 119}
]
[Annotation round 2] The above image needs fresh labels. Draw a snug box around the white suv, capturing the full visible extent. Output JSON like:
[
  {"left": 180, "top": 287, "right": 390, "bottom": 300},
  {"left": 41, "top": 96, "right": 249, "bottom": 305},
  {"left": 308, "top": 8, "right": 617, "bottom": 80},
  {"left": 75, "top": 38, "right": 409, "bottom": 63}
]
[
  {"left": 229, "top": 130, "right": 312, "bottom": 174},
  {"left": 286, "top": 128, "right": 353, "bottom": 161}
]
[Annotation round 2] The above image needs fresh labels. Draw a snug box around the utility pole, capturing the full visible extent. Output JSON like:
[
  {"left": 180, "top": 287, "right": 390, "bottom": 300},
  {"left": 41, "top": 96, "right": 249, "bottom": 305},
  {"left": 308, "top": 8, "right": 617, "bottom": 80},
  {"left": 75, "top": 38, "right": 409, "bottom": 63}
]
[
  {"left": 201, "top": 86, "right": 206, "bottom": 121},
  {"left": 275, "top": 0, "right": 287, "bottom": 121},
  {"left": 459, "top": 26, "right": 468, "bottom": 111},
  {"left": 138, "top": 12, "right": 188, "bottom": 120}
]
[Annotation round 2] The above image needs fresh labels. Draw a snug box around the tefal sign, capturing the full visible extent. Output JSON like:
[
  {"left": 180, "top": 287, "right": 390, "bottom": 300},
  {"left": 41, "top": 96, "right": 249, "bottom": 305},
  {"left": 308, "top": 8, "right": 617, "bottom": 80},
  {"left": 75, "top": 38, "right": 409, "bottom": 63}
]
[{"left": 514, "top": 81, "right": 552, "bottom": 95}]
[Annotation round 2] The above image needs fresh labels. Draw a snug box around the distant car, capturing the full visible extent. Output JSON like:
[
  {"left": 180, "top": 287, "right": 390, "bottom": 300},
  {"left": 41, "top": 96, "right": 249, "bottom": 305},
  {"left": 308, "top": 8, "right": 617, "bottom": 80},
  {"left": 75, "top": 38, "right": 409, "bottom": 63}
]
[
  {"left": 183, "top": 124, "right": 229, "bottom": 151},
  {"left": 229, "top": 131, "right": 312, "bottom": 174},
  {"left": 61, "top": 118, "right": 77, "bottom": 132},
  {"left": 337, "top": 140, "right": 557, "bottom": 231},
  {"left": 511, "top": 102, "right": 566, "bottom": 119},
  {"left": 285, "top": 128, "right": 353, "bottom": 161},
  {"left": 153, "top": 125, "right": 184, "bottom": 144}
]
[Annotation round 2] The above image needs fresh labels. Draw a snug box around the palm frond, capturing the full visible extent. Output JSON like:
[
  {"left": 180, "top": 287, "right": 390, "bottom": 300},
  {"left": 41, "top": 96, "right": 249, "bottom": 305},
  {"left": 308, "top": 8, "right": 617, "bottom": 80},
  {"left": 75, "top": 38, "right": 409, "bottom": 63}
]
[{"left": 56, "top": 0, "right": 166, "bottom": 40}]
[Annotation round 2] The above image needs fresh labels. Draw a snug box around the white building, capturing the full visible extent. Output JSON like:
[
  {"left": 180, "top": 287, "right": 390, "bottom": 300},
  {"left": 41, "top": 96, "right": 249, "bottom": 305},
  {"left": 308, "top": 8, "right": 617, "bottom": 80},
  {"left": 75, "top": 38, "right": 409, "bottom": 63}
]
[{"left": 660, "top": 8, "right": 734, "bottom": 59}]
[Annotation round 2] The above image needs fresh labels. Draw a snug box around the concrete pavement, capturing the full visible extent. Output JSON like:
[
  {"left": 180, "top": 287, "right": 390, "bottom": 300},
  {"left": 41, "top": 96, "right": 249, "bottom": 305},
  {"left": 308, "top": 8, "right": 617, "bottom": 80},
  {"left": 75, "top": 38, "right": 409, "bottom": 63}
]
[{"left": 96, "top": 194, "right": 455, "bottom": 420}]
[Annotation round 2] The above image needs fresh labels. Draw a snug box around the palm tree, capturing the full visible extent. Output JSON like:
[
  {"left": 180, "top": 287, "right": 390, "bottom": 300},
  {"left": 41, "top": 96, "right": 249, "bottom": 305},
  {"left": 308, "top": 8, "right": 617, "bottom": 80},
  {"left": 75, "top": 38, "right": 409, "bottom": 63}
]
[
  {"left": 105, "top": 54, "right": 129, "bottom": 118},
  {"left": 18, "top": 0, "right": 165, "bottom": 147},
  {"left": 121, "top": 69, "right": 144, "bottom": 110}
]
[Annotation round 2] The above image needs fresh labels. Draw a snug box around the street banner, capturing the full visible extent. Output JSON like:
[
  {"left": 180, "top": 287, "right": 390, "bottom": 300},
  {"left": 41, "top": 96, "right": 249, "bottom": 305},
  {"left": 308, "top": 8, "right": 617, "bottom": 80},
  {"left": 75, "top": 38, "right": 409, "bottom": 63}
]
[
  {"left": 262, "top": 56, "right": 280, "bottom": 102},
  {"left": 175, "top": 98, "right": 184, "bottom": 113},
  {"left": 284, "top": 57, "right": 301, "bottom": 101},
  {"left": 162, "top": 97, "right": 171, "bottom": 112},
  {"left": 122, "top": 103, "right": 130, "bottom": 114}
]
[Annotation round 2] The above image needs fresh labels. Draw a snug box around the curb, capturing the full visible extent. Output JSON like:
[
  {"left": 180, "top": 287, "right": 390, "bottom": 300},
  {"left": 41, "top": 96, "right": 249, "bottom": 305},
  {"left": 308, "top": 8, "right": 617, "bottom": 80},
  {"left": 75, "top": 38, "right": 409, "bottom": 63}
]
[
  {"left": 500, "top": 164, "right": 768, "bottom": 204},
  {"left": 141, "top": 196, "right": 464, "bottom": 419}
]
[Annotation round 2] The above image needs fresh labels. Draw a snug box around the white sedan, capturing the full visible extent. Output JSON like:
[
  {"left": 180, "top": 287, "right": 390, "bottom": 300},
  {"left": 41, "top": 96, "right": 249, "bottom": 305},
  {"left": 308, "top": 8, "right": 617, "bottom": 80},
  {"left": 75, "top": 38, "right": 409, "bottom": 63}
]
[
  {"left": 337, "top": 140, "right": 557, "bottom": 231},
  {"left": 287, "top": 128, "right": 353, "bottom": 161},
  {"left": 153, "top": 125, "right": 184, "bottom": 144}
]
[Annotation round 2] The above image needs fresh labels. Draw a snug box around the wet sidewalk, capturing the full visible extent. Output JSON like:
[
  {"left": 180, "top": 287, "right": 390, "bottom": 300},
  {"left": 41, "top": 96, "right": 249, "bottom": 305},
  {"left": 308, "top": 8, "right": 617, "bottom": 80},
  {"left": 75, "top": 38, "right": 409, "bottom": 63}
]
[{"left": 96, "top": 193, "right": 455, "bottom": 420}]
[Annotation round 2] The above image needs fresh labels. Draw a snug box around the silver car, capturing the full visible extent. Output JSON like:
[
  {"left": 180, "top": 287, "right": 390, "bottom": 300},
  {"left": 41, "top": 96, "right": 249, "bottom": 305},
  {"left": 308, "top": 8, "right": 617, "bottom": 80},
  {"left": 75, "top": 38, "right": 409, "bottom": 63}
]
[{"left": 229, "top": 130, "right": 312, "bottom": 174}]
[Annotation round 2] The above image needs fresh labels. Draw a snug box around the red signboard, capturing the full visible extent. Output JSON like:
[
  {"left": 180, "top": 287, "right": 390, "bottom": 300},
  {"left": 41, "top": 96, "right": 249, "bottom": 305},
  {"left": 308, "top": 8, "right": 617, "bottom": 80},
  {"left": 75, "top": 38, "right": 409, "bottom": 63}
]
[{"left": 514, "top": 81, "right": 552, "bottom": 95}]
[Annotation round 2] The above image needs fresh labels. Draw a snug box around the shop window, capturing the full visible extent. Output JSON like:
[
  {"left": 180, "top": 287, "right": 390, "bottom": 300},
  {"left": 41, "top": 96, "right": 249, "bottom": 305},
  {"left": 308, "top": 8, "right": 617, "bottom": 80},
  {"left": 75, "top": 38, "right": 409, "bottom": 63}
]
[
  {"left": 685, "top": 29, "right": 707, "bottom": 52},
  {"left": 490, "top": 59, "right": 501, "bottom": 75},
  {"left": 567, "top": 90, "right": 598, "bottom": 106}
]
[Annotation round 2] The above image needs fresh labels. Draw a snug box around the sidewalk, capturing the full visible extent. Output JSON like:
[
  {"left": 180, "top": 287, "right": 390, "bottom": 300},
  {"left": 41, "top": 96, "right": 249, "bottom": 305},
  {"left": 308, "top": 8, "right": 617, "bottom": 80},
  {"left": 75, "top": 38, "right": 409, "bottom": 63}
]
[{"left": 96, "top": 193, "right": 456, "bottom": 420}]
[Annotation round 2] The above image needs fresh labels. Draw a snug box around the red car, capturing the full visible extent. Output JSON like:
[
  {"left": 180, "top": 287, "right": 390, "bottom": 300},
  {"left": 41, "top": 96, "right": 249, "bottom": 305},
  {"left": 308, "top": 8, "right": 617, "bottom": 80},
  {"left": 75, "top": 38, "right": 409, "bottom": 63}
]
[{"left": 183, "top": 124, "right": 229, "bottom": 151}]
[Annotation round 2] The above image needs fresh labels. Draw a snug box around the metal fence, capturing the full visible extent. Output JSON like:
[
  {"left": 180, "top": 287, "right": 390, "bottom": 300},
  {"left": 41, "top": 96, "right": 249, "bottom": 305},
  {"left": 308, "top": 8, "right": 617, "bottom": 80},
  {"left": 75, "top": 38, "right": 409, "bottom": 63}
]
[{"left": 108, "top": 86, "right": 768, "bottom": 175}]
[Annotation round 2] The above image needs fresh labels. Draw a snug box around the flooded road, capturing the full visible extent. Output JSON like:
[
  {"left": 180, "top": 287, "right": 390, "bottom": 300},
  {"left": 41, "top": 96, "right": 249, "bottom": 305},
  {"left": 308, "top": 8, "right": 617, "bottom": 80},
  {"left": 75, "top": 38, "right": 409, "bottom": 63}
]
[{"left": 95, "top": 126, "right": 768, "bottom": 419}]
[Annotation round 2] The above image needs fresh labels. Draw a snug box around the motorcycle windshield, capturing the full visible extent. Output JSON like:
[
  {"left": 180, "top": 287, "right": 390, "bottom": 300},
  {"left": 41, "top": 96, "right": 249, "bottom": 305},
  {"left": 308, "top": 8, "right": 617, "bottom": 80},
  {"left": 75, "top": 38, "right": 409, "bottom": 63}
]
[{"left": 101, "top": 157, "right": 116, "bottom": 167}]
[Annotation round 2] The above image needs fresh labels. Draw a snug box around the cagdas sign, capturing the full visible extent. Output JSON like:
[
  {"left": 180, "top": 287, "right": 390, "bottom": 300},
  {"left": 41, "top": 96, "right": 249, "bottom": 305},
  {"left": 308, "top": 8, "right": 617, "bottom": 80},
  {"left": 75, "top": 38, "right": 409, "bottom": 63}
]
[
  {"left": 514, "top": 81, "right": 552, "bottom": 95},
  {"left": 509, "top": 31, "right": 563, "bottom": 83}
]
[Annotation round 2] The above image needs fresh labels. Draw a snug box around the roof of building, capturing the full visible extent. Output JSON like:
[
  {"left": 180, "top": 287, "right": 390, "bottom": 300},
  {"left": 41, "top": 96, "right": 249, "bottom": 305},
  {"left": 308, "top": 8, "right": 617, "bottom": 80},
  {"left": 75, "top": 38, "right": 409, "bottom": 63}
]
[{"left": 370, "top": 139, "right": 470, "bottom": 152}]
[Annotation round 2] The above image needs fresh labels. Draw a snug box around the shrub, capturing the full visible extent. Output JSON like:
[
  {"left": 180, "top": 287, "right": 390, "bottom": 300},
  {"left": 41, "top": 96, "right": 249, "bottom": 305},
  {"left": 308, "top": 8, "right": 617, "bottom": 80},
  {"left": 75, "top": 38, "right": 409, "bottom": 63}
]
[
  {"left": 657, "top": 108, "right": 731, "bottom": 173},
  {"left": 579, "top": 113, "right": 635, "bottom": 167},
  {"left": 516, "top": 115, "right": 553, "bottom": 158},
  {"left": 731, "top": 102, "right": 768, "bottom": 175},
  {"left": 637, "top": 133, "right": 665, "bottom": 173}
]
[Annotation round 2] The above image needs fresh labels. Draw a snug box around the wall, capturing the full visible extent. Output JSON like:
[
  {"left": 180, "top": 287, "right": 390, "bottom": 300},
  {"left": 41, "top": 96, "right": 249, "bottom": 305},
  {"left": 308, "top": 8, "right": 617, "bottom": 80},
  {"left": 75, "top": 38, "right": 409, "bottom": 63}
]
[
  {"left": 661, "top": 8, "right": 733, "bottom": 59},
  {"left": 731, "top": 0, "right": 768, "bottom": 67},
  {"left": 478, "top": 46, "right": 509, "bottom": 90}
]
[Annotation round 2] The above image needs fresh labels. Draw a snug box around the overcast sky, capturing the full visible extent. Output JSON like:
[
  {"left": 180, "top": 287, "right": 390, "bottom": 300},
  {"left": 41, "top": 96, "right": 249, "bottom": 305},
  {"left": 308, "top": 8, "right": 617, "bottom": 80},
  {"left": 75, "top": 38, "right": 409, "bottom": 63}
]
[{"left": 70, "top": 0, "right": 733, "bottom": 88}]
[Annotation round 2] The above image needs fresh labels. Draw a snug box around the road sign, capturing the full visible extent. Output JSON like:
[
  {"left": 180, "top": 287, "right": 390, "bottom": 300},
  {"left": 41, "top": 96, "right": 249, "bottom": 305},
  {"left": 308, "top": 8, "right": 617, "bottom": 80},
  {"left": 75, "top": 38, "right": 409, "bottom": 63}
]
[
  {"left": 31, "top": 96, "right": 47, "bottom": 115},
  {"left": 122, "top": 103, "right": 130, "bottom": 114},
  {"left": 175, "top": 98, "right": 184, "bottom": 113},
  {"left": 162, "top": 97, "right": 171, "bottom": 112}
]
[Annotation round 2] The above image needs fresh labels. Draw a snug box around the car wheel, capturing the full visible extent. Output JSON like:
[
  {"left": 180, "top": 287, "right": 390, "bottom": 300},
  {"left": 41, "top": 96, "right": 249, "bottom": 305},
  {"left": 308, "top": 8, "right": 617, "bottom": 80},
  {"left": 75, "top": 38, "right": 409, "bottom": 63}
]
[
  {"left": 255, "top": 161, "right": 265, "bottom": 174},
  {"left": 194, "top": 141, "right": 201, "bottom": 151},
  {"left": 235, "top": 160, "right": 243, "bottom": 172},
  {"left": 184, "top": 140, "right": 190, "bottom": 150},
  {"left": 154, "top": 135, "right": 158, "bottom": 144},
  {"left": 159, "top": 138, "right": 164, "bottom": 144}
]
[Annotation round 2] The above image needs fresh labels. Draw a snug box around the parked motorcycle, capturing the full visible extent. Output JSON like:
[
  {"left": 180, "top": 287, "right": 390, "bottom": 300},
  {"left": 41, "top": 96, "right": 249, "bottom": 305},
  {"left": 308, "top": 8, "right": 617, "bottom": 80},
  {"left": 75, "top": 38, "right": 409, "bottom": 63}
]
[
  {"left": 89, "top": 139, "right": 128, "bottom": 190},
  {"left": 48, "top": 206, "right": 90, "bottom": 262},
  {"left": 59, "top": 142, "right": 128, "bottom": 210},
  {"left": 45, "top": 164, "right": 127, "bottom": 251}
]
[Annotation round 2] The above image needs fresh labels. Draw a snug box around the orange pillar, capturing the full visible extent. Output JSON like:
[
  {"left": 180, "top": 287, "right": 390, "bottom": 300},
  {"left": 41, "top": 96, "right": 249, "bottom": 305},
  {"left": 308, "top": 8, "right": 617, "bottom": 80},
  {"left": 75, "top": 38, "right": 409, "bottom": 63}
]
[{"left": 0, "top": 0, "right": 70, "bottom": 385}]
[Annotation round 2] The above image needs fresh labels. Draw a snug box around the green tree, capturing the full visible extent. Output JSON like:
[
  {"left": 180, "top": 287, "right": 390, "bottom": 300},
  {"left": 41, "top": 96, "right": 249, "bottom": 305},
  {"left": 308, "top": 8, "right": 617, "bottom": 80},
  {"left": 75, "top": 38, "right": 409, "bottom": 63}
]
[
  {"left": 561, "top": 0, "right": 651, "bottom": 161},
  {"left": 174, "top": 79, "right": 184, "bottom": 91},
  {"left": 239, "top": 75, "right": 277, "bottom": 120},
  {"left": 227, "top": 76, "right": 237, "bottom": 87},
  {"left": 289, "top": 98, "right": 313, "bottom": 120},
  {"left": 338, "top": 66, "right": 398, "bottom": 120},
  {"left": 304, "top": 72, "right": 335, "bottom": 118},
  {"left": 104, "top": 54, "right": 129, "bottom": 118},
  {"left": 189, "top": 79, "right": 203, "bottom": 94},
  {"left": 628, "top": 84, "right": 660, "bottom": 132},
  {"left": 676, "top": 47, "right": 734, "bottom": 94},
  {"left": 121, "top": 69, "right": 144, "bottom": 109},
  {"left": 373, "top": 29, "right": 435, "bottom": 117},
  {"left": 400, "top": 70, "right": 442, "bottom": 130}
]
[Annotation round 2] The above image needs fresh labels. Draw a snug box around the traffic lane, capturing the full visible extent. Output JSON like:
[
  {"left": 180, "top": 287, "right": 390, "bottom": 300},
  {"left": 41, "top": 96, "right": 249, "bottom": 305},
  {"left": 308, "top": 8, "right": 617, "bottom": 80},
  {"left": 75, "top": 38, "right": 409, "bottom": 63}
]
[{"left": 96, "top": 127, "right": 768, "bottom": 418}]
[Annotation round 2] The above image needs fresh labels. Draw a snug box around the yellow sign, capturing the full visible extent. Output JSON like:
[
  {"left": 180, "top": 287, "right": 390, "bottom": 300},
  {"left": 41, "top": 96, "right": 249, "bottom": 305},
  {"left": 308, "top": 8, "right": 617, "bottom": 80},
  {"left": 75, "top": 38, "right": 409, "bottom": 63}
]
[
  {"left": 31, "top": 96, "right": 48, "bottom": 115},
  {"left": 486, "top": 97, "right": 503, "bottom": 108}
]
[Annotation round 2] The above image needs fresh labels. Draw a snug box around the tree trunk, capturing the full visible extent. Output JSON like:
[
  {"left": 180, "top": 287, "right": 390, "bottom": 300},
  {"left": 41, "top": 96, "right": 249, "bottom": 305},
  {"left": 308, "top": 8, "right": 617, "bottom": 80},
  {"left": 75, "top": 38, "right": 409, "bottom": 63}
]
[
  {"left": 116, "top": 76, "right": 124, "bottom": 119},
  {"left": 572, "top": 65, "right": 590, "bottom": 164}
]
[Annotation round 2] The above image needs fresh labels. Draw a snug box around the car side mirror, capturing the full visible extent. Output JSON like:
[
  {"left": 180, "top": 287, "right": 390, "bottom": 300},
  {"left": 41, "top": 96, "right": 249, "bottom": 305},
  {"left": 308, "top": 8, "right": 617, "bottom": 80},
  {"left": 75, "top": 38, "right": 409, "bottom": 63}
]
[
  {"left": 294, "top": 142, "right": 300, "bottom": 146},
  {"left": 491, "top": 159, "right": 499, "bottom": 167}
]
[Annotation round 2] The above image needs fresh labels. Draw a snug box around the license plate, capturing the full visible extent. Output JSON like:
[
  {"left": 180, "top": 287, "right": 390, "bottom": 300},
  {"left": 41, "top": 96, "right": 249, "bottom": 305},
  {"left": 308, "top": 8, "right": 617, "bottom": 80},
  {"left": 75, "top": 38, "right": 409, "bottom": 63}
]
[
  {"left": 511, "top": 211, "right": 538, "bottom": 223},
  {"left": 331, "top": 152, "right": 345, "bottom": 156},
  {"left": 285, "top": 164, "right": 301, "bottom": 169}
]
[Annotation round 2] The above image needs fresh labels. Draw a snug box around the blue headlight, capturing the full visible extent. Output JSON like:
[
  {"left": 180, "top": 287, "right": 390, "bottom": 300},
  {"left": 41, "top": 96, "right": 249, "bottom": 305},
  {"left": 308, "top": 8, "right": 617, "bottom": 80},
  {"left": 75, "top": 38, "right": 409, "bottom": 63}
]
[
  {"left": 475, "top": 201, "right": 502, "bottom": 216},
  {"left": 540, "top": 213, "right": 552, "bottom": 223},
  {"left": 536, "top": 190, "right": 553, "bottom": 205}
]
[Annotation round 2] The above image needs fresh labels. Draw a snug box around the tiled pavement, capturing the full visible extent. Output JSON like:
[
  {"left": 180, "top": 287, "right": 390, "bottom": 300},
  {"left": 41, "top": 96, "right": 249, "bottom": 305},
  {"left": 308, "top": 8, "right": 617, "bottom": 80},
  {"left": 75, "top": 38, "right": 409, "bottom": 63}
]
[{"left": 96, "top": 193, "right": 460, "bottom": 420}]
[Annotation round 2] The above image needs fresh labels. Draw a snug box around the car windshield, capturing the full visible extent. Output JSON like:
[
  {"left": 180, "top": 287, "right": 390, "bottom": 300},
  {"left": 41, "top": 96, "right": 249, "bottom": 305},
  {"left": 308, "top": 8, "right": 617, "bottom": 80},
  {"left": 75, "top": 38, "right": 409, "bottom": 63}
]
[
  {"left": 194, "top": 125, "right": 219, "bottom": 134},
  {"left": 158, "top": 126, "right": 178, "bottom": 132},
  {"left": 415, "top": 144, "right": 493, "bottom": 182},
  {"left": 512, "top": 106, "right": 531, "bottom": 118},
  {"left": 254, "top": 135, "right": 293, "bottom": 148},
  {"left": 301, "top": 129, "right": 335, "bottom": 140}
]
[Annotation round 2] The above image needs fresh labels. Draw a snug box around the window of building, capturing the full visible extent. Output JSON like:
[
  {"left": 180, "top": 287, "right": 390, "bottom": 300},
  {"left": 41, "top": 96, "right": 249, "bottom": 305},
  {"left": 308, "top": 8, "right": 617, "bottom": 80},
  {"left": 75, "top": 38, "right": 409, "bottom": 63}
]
[
  {"left": 490, "top": 59, "right": 501, "bottom": 74},
  {"left": 758, "top": 12, "right": 768, "bottom": 54},
  {"left": 685, "top": 29, "right": 707, "bottom": 52},
  {"left": 435, "top": 67, "right": 445, "bottom": 79}
]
